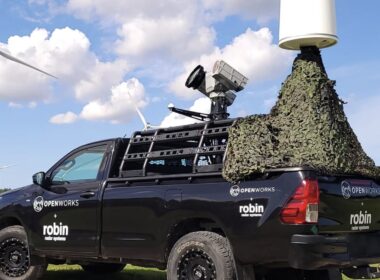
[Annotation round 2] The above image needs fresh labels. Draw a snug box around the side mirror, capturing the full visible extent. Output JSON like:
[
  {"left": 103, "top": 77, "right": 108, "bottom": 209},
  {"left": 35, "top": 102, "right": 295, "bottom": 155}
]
[{"left": 32, "top": 172, "right": 50, "bottom": 189}]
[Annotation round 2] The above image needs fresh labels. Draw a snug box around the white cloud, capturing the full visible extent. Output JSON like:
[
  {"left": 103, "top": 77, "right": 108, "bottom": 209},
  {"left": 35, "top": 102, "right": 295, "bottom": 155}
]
[
  {"left": 115, "top": 17, "right": 216, "bottom": 62},
  {"left": 18, "top": 2, "right": 289, "bottom": 126},
  {"left": 0, "top": 30, "right": 53, "bottom": 103},
  {"left": 0, "top": 27, "right": 130, "bottom": 106},
  {"left": 170, "top": 28, "right": 293, "bottom": 99},
  {"left": 63, "top": 0, "right": 280, "bottom": 25},
  {"left": 51, "top": 78, "right": 148, "bottom": 124},
  {"left": 203, "top": 0, "right": 280, "bottom": 23},
  {"left": 8, "top": 102, "right": 23, "bottom": 109},
  {"left": 74, "top": 59, "right": 128, "bottom": 102},
  {"left": 5, "top": 27, "right": 91, "bottom": 83},
  {"left": 161, "top": 97, "right": 211, "bottom": 128},
  {"left": 50, "top": 111, "right": 78, "bottom": 124},
  {"left": 66, "top": 0, "right": 197, "bottom": 24},
  {"left": 80, "top": 78, "right": 147, "bottom": 123},
  {"left": 60, "top": 0, "right": 279, "bottom": 63},
  {"left": 65, "top": 1, "right": 216, "bottom": 62}
]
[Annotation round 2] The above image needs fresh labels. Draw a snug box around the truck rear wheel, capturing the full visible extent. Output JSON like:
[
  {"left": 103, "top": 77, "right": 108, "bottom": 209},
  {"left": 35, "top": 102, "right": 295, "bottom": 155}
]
[
  {"left": 167, "top": 231, "right": 235, "bottom": 280},
  {"left": 81, "top": 263, "right": 126, "bottom": 274},
  {"left": 0, "top": 226, "right": 46, "bottom": 280}
]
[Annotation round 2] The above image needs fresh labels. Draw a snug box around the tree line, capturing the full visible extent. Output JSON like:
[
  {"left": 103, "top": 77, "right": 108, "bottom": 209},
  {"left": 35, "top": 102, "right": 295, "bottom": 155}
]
[{"left": 0, "top": 188, "right": 10, "bottom": 194}]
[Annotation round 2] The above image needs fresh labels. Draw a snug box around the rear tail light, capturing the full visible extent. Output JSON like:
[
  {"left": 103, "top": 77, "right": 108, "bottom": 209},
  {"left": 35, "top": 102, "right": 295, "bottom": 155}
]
[{"left": 280, "top": 179, "right": 320, "bottom": 224}]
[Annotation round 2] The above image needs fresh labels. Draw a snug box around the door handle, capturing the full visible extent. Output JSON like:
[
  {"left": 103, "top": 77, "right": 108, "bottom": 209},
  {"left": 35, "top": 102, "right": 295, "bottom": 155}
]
[{"left": 80, "top": 191, "right": 96, "bottom": 199}]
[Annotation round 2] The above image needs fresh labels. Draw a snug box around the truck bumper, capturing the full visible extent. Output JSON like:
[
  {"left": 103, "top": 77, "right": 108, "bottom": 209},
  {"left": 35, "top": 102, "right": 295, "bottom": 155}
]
[{"left": 289, "top": 233, "right": 380, "bottom": 270}]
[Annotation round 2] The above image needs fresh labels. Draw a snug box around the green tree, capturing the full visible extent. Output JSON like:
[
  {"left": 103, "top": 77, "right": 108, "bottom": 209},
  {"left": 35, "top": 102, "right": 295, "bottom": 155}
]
[{"left": 0, "top": 188, "right": 10, "bottom": 194}]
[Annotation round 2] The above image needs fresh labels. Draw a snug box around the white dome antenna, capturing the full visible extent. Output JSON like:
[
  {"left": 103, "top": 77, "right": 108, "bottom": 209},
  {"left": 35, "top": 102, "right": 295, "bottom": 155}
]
[{"left": 279, "top": 0, "right": 338, "bottom": 50}]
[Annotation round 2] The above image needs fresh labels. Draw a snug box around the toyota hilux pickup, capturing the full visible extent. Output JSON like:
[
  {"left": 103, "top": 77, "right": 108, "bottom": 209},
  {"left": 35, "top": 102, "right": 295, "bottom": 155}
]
[{"left": 1, "top": 119, "right": 380, "bottom": 280}]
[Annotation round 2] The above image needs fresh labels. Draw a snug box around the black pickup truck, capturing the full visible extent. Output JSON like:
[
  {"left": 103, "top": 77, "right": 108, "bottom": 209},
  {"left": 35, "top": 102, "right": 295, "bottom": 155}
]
[{"left": 1, "top": 119, "right": 380, "bottom": 280}]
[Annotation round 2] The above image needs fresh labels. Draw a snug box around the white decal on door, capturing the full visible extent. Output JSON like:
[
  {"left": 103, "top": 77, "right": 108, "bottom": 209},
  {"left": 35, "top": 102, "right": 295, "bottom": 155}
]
[
  {"left": 43, "top": 222, "right": 69, "bottom": 242},
  {"left": 239, "top": 203, "right": 265, "bottom": 218},
  {"left": 33, "top": 196, "right": 79, "bottom": 212}
]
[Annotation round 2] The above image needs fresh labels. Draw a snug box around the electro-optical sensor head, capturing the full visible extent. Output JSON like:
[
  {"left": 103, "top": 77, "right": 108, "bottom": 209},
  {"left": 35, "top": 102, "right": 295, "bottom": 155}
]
[{"left": 185, "top": 65, "right": 206, "bottom": 90}]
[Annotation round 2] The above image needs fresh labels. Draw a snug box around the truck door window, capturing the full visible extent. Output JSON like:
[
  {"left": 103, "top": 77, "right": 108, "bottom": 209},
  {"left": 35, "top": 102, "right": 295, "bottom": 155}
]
[{"left": 51, "top": 145, "right": 107, "bottom": 184}]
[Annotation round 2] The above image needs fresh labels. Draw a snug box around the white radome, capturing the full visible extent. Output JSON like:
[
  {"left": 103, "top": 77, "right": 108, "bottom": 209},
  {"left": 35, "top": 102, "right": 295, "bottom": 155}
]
[{"left": 279, "top": 0, "right": 338, "bottom": 50}]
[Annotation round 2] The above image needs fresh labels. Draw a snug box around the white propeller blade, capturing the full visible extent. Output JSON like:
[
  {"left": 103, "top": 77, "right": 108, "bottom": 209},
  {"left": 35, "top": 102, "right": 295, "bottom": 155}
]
[
  {"left": 0, "top": 50, "right": 57, "bottom": 79},
  {"left": 135, "top": 107, "right": 161, "bottom": 130},
  {"left": 0, "top": 164, "right": 15, "bottom": 170},
  {"left": 135, "top": 106, "right": 148, "bottom": 128},
  {"left": 126, "top": 91, "right": 160, "bottom": 131}
]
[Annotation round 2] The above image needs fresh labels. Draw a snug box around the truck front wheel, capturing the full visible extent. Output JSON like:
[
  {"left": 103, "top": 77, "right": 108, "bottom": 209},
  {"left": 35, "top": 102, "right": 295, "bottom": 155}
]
[
  {"left": 0, "top": 226, "right": 46, "bottom": 280},
  {"left": 167, "top": 231, "right": 235, "bottom": 280}
]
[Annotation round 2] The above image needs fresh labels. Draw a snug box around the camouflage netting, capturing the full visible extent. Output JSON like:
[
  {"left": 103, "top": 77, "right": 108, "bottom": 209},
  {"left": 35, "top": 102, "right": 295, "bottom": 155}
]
[{"left": 223, "top": 46, "right": 380, "bottom": 182}]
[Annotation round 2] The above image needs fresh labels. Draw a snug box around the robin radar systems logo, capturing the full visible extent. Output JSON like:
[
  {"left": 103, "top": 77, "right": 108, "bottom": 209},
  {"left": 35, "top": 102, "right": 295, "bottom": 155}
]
[
  {"left": 239, "top": 202, "right": 265, "bottom": 218},
  {"left": 43, "top": 214, "right": 70, "bottom": 242},
  {"left": 350, "top": 210, "right": 372, "bottom": 231}
]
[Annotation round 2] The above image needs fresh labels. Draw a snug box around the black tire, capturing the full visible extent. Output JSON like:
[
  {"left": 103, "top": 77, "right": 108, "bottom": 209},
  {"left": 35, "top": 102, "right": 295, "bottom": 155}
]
[
  {"left": 167, "top": 231, "right": 235, "bottom": 280},
  {"left": 81, "top": 263, "right": 126, "bottom": 274},
  {"left": 0, "top": 226, "right": 46, "bottom": 280}
]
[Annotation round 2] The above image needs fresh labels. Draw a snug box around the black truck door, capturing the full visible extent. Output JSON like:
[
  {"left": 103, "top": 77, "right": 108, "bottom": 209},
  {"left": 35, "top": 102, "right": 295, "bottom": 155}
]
[
  {"left": 29, "top": 143, "right": 109, "bottom": 256},
  {"left": 101, "top": 183, "right": 168, "bottom": 261}
]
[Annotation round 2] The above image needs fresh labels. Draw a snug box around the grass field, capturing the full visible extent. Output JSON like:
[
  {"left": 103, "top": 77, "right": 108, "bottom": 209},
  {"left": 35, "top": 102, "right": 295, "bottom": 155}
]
[
  {"left": 44, "top": 265, "right": 166, "bottom": 280},
  {"left": 42, "top": 264, "right": 373, "bottom": 280}
]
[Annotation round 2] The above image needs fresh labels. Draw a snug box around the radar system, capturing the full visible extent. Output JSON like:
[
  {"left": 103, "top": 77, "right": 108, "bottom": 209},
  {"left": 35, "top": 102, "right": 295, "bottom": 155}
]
[{"left": 169, "top": 60, "right": 248, "bottom": 121}]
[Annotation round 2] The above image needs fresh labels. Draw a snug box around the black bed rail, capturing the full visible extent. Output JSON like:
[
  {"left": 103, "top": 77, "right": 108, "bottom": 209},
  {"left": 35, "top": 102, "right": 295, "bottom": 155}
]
[{"left": 119, "top": 119, "right": 236, "bottom": 178}]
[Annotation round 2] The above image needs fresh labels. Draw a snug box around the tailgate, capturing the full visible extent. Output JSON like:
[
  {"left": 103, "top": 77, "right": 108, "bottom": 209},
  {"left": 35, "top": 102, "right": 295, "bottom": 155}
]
[{"left": 318, "top": 176, "right": 380, "bottom": 233}]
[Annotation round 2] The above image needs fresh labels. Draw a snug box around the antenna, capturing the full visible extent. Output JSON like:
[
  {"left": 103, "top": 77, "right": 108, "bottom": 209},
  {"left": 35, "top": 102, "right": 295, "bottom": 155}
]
[
  {"left": 0, "top": 49, "right": 57, "bottom": 78},
  {"left": 168, "top": 104, "right": 211, "bottom": 122},
  {"left": 279, "top": 0, "right": 338, "bottom": 50}
]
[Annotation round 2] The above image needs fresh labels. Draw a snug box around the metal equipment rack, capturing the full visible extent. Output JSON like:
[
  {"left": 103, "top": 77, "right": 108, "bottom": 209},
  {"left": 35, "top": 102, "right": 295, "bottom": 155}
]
[{"left": 119, "top": 119, "right": 235, "bottom": 178}]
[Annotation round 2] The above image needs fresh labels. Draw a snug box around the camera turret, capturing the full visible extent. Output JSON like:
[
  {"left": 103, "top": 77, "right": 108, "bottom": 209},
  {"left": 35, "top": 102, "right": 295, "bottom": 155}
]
[{"left": 169, "top": 60, "right": 248, "bottom": 121}]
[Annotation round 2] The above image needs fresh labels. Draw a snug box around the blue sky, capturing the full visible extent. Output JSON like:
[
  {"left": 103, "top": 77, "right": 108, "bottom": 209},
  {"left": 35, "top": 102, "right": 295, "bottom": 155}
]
[{"left": 0, "top": 0, "right": 379, "bottom": 188}]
